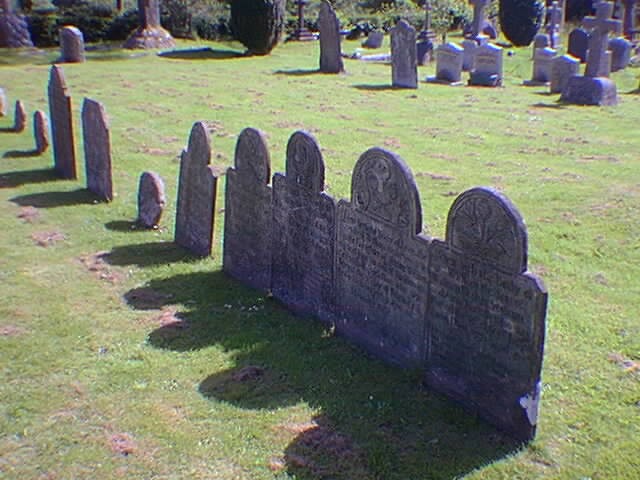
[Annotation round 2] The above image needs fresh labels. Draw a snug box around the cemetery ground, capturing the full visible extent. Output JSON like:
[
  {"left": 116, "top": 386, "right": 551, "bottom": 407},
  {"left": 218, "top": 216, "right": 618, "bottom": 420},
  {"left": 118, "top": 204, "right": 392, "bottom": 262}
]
[{"left": 1, "top": 37, "right": 639, "bottom": 479}]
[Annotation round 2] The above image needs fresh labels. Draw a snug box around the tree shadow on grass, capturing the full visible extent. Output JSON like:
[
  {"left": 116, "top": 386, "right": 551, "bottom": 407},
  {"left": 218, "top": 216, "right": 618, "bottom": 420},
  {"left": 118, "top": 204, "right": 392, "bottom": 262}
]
[
  {"left": 158, "top": 47, "right": 245, "bottom": 60},
  {"left": 274, "top": 69, "right": 321, "bottom": 76},
  {"left": 0, "top": 168, "right": 58, "bottom": 188},
  {"left": 101, "top": 241, "right": 200, "bottom": 268},
  {"left": 3, "top": 149, "right": 41, "bottom": 158},
  {"left": 10, "top": 188, "right": 98, "bottom": 208}
]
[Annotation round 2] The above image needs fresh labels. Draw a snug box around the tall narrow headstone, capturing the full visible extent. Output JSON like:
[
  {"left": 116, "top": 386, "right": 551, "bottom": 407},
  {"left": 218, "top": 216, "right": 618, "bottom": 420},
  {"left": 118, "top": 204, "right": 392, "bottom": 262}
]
[
  {"left": 223, "top": 128, "right": 272, "bottom": 290},
  {"left": 318, "top": 0, "right": 344, "bottom": 73},
  {"left": 34, "top": 110, "right": 49, "bottom": 154},
  {"left": 137, "top": 171, "right": 166, "bottom": 228},
  {"left": 48, "top": 65, "right": 77, "bottom": 179},
  {"left": 59, "top": 26, "right": 85, "bottom": 63},
  {"left": 568, "top": 27, "right": 589, "bottom": 62},
  {"left": 123, "top": 0, "right": 175, "bottom": 49},
  {"left": 524, "top": 47, "right": 556, "bottom": 85},
  {"left": 550, "top": 54, "right": 580, "bottom": 94},
  {"left": 0, "top": 87, "right": 6, "bottom": 116},
  {"left": 468, "top": 43, "right": 503, "bottom": 86},
  {"left": 174, "top": 122, "right": 218, "bottom": 257},
  {"left": 608, "top": 36, "right": 632, "bottom": 71},
  {"left": 0, "top": 0, "right": 34, "bottom": 48},
  {"left": 469, "top": 0, "right": 490, "bottom": 37},
  {"left": 427, "top": 42, "right": 464, "bottom": 85},
  {"left": 272, "top": 131, "right": 337, "bottom": 321},
  {"left": 82, "top": 98, "right": 112, "bottom": 202},
  {"left": 391, "top": 20, "right": 418, "bottom": 89},
  {"left": 13, "top": 99, "right": 25, "bottom": 132}
]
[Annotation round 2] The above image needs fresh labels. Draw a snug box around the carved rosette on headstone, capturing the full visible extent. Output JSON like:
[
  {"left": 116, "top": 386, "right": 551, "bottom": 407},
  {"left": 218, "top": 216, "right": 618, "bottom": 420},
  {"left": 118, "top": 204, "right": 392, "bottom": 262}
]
[
  {"left": 272, "top": 131, "right": 337, "bottom": 321},
  {"left": 59, "top": 26, "right": 86, "bottom": 63},
  {"left": 391, "top": 20, "right": 418, "bottom": 89},
  {"left": 82, "top": 98, "right": 113, "bottom": 202},
  {"left": 48, "top": 65, "right": 77, "bottom": 179},
  {"left": 137, "top": 171, "right": 166, "bottom": 228},
  {"left": 124, "top": 0, "right": 175, "bottom": 49},
  {"left": 425, "top": 187, "right": 547, "bottom": 442},
  {"left": 318, "top": 0, "right": 344, "bottom": 73},
  {"left": 13, "top": 99, "right": 26, "bottom": 132},
  {"left": 335, "top": 148, "right": 430, "bottom": 368},
  {"left": 174, "top": 122, "right": 218, "bottom": 257},
  {"left": 34, "top": 110, "right": 49, "bottom": 154},
  {"left": 223, "top": 128, "right": 272, "bottom": 290}
]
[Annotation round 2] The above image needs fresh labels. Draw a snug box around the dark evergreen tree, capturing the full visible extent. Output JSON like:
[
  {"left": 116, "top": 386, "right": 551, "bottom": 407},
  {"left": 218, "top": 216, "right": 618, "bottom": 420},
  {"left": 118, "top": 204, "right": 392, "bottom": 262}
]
[
  {"left": 230, "top": 0, "right": 285, "bottom": 55},
  {"left": 499, "top": 0, "right": 544, "bottom": 46}
]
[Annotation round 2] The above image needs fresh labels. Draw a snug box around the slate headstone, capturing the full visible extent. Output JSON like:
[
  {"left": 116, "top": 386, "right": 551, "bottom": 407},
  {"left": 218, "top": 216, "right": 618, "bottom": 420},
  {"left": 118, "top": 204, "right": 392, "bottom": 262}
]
[
  {"left": 468, "top": 43, "right": 503, "bottom": 86},
  {"left": 524, "top": 47, "right": 556, "bottom": 85},
  {"left": 82, "top": 98, "right": 112, "bottom": 202},
  {"left": 318, "top": 0, "right": 344, "bottom": 73},
  {"left": 568, "top": 27, "right": 589, "bottom": 62},
  {"left": 272, "top": 131, "right": 337, "bottom": 321},
  {"left": 174, "top": 121, "right": 218, "bottom": 257},
  {"left": 608, "top": 36, "right": 632, "bottom": 71},
  {"left": 48, "top": 65, "right": 77, "bottom": 179},
  {"left": 0, "top": 87, "right": 6, "bottom": 116},
  {"left": 137, "top": 171, "right": 166, "bottom": 228},
  {"left": 550, "top": 54, "right": 580, "bottom": 94},
  {"left": 34, "top": 110, "right": 49, "bottom": 154},
  {"left": 123, "top": 0, "right": 175, "bottom": 49},
  {"left": 223, "top": 127, "right": 272, "bottom": 290},
  {"left": 427, "top": 42, "right": 464, "bottom": 85},
  {"left": 362, "top": 30, "right": 384, "bottom": 48},
  {"left": 59, "top": 26, "right": 85, "bottom": 63},
  {"left": 13, "top": 99, "right": 25, "bottom": 132},
  {"left": 391, "top": 20, "right": 418, "bottom": 89}
]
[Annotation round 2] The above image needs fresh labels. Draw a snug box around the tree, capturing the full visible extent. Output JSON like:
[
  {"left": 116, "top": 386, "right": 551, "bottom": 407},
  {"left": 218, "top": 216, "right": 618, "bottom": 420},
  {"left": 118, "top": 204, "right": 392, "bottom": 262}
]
[
  {"left": 499, "top": 0, "right": 544, "bottom": 46},
  {"left": 230, "top": 0, "right": 285, "bottom": 55}
]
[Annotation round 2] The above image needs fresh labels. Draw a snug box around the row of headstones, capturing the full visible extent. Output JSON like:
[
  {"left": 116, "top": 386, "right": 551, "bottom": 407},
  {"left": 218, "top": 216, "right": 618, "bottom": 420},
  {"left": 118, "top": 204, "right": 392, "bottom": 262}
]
[
  {"left": 172, "top": 119, "right": 548, "bottom": 442},
  {"left": 0, "top": 89, "right": 46, "bottom": 151}
]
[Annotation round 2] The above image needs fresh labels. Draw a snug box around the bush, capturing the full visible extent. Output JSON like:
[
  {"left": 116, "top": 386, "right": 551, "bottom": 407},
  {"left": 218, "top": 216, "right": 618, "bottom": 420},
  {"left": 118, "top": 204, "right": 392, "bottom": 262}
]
[
  {"left": 27, "top": 9, "right": 60, "bottom": 47},
  {"left": 499, "top": 0, "right": 544, "bottom": 46},
  {"left": 230, "top": 0, "right": 285, "bottom": 55},
  {"left": 105, "top": 8, "right": 138, "bottom": 40}
]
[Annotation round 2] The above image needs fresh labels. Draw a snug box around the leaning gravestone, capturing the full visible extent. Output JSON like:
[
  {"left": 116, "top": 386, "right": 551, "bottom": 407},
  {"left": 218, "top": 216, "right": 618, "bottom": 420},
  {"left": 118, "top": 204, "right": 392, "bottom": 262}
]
[
  {"left": 425, "top": 187, "right": 547, "bottom": 442},
  {"left": 13, "top": 99, "right": 26, "bottom": 132},
  {"left": 272, "top": 131, "right": 337, "bottom": 321},
  {"left": 550, "top": 54, "right": 580, "bottom": 94},
  {"left": 335, "top": 148, "right": 430, "bottom": 368},
  {"left": 223, "top": 128, "right": 272, "bottom": 290},
  {"left": 59, "top": 26, "right": 85, "bottom": 63},
  {"left": 82, "top": 98, "right": 112, "bottom": 202},
  {"left": 362, "top": 30, "right": 384, "bottom": 48},
  {"left": 427, "top": 42, "right": 464, "bottom": 85},
  {"left": 567, "top": 27, "right": 589, "bottom": 62},
  {"left": 524, "top": 47, "right": 556, "bottom": 86},
  {"left": 318, "top": 0, "right": 344, "bottom": 73},
  {"left": 608, "top": 36, "right": 632, "bottom": 71},
  {"left": 137, "top": 171, "right": 166, "bottom": 228},
  {"left": 391, "top": 20, "right": 418, "bottom": 89},
  {"left": 34, "top": 110, "right": 49, "bottom": 154},
  {"left": 174, "top": 121, "right": 218, "bottom": 257},
  {"left": 48, "top": 65, "right": 77, "bottom": 179},
  {"left": 0, "top": 0, "right": 34, "bottom": 48},
  {"left": 469, "top": 42, "right": 503, "bottom": 86},
  {"left": 0, "top": 87, "right": 6, "bottom": 116},
  {"left": 124, "top": 0, "right": 175, "bottom": 49}
]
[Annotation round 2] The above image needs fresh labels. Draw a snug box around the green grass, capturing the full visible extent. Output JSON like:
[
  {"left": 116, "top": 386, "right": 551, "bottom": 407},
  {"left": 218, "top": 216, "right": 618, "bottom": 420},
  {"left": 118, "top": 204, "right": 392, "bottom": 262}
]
[{"left": 1, "top": 37, "right": 639, "bottom": 479}]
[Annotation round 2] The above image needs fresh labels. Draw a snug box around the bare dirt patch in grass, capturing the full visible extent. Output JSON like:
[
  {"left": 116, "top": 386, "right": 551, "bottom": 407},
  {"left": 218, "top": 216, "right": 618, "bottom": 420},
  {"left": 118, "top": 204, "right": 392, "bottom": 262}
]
[
  {"left": 415, "top": 172, "right": 455, "bottom": 181},
  {"left": 17, "top": 206, "right": 41, "bottom": 223},
  {"left": 31, "top": 231, "right": 65, "bottom": 247},
  {"left": 108, "top": 432, "right": 137, "bottom": 456},
  {"left": 607, "top": 353, "right": 640, "bottom": 374},
  {"left": 78, "top": 251, "right": 126, "bottom": 284},
  {"left": 1, "top": 324, "right": 27, "bottom": 336}
]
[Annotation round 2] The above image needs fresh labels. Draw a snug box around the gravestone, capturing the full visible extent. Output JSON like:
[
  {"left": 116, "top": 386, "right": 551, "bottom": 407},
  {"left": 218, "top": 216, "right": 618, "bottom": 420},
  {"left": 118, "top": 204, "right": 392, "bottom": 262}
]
[
  {"left": 622, "top": 0, "right": 636, "bottom": 39},
  {"left": 318, "top": 0, "right": 344, "bottom": 73},
  {"left": 82, "top": 98, "right": 112, "bottom": 202},
  {"left": 546, "top": 1, "right": 563, "bottom": 48},
  {"left": 137, "top": 171, "right": 166, "bottom": 228},
  {"left": 427, "top": 42, "right": 464, "bottom": 85},
  {"left": 362, "top": 30, "right": 384, "bottom": 48},
  {"left": 223, "top": 128, "right": 272, "bottom": 290},
  {"left": 34, "top": 110, "right": 49, "bottom": 154},
  {"left": 0, "top": 0, "right": 33, "bottom": 48},
  {"left": 59, "top": 26, "right": 85, "bottom": 63},
  {"left": 425, "top": 187, "right": 547, "bottom": 442},
  {"left": 272, "top": 131, "right": 337, "bottom": 321},
  {"left": 608, "top": 36, "right": 632, "bottom": 71},
  {"left": 469, "top": 0, "right": 491, "bottom": 37},
  {"left": 391, "top": 20, "right": 418, "bottom": 89},
  {"left": 335, "top": 148, "right": 430, "bottom": 368},
  {"left": 0, "top": 87, "right": 6, "bottom": 116},
  {"left": 568, "top": 27, "right": 589, "bottom": 62},
  {"left": 13, "top": 99, "right": 25, "bottom": 132},
  {"left": 533, "top": 33, "right": 550, "bottom": 50},
  {"left": 48, "top": 65, "right": 77, "bottom": 179},
  {"left": 174, "top": 121, "right": 218, "bottom": 257},
  {"left": 524, "top": 47, "right": 556, "bottom": 86},
  {"left": 462, "top": 38, "right": 478, "bottom": 71},
  {"left": 416, "top": 39, "right": 434, "bottom": 65},
  {"left": 124, "top": 0, "right": 175, "bottom": 49},
  {"left": 550, "top": 54, "right": 580, "bottom": 93},
  {"left": 468, "top": 43, "right": 503, "bottom": 86}
]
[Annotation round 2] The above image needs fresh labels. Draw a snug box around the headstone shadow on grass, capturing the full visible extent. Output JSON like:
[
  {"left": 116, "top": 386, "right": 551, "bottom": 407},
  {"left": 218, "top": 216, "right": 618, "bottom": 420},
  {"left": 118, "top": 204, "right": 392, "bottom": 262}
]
[
  {"left": 3, "top": 148, "right": 40, "bottom": 158},
  {"left": 100, "top": 241, "right": 200, "bottom": 268},
  {"left": 0, "top": 168, "right": 59, "bottom": 189},
  {"left": 274, "top": 69, "right": 323, "bottom": 76},
  {"left": 157, "top": 47, "right": 246, "bottom": 60},
  {"left": 353, "top": 84, "right": 403, "bottom": 91},
  {"left": 10, "top": 188, "right": 98, "bottom": 208},
  {"left": 531, "top": 101, "right": 567, "bottom": 109}
]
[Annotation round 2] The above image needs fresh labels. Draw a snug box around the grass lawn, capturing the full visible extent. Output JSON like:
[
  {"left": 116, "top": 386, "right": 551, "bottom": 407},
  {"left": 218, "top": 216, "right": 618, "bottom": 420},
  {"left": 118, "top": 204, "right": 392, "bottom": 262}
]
[{"left": 0, "top": 37, "right": 639, "bottom": 479}]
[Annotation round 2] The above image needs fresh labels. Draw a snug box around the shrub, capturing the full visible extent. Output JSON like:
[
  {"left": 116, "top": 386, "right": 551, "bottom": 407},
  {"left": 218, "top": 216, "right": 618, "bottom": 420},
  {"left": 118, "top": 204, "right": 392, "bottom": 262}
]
[
  {"left": 230, "top": 0, "right": 285, "bottom": 55},
  {"left": 499, "top": 0, "right": 544, "bottom": 46}
]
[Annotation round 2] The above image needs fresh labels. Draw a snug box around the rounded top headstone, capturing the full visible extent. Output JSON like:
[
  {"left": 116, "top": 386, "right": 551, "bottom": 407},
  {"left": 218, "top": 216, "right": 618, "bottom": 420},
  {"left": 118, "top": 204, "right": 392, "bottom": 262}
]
[
  {"left": 285, "top": 130, "right": 324, "bottom": 192},
  {"left": 234, "top": 127, "right": 270, "bottom": 184}
]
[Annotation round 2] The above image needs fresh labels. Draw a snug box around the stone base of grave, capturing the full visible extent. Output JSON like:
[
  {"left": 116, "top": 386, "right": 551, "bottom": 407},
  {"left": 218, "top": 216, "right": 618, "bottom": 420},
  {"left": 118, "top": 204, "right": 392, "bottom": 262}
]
[
  {"left": 560, "top": 75, "right": 618, "bottom": 106},
  {"left": 0, "top": 14, "right": 34, "bottom": 48},
  {"left": 123, "top": 26, "right": 176, "bottom": 50},
  {"left": 468, "top": 72, "right": 502, "bottom": 87},
  {"left": 426, "top": 76, "right": 463, "bottom": 86},
  {"left": 292, "top": 28, "right": 316, "bottom": 41},
  {"left": 522, "top": 79, "right": 550, "bottom": 87}
]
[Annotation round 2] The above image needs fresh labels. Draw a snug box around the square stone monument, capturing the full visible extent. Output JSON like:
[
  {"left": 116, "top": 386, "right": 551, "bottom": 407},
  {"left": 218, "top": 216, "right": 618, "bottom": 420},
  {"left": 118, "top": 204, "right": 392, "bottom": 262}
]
[
  {"left": 468, "top": 43, "right": 503, "bottom": 86},
  {"left": 427, "top": 42, "right": 464, "bottom": 85}
]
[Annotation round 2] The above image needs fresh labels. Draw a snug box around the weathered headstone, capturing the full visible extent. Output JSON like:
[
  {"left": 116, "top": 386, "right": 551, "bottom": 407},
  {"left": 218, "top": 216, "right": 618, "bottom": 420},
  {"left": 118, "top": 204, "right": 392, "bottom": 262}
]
[
  {"left": 335, "top": 148, "right": 430, "bottom": 368},
  {"left": 550, "top": 54, "right": 580, "bottom": 94},
  {"left": 568, "top": 27, "right": 589, "bottom": 62},
  {"left": 0, "top": 87, "right": 6, "bottom": 116},
  {"left": 48, "top": 65, "right": 77, "bottom": 179},
  {"left": 0, "top": 0, "right": 34, "bottom": 48},
  {"left": 318, "top": 0, "right": 344, "bottom": 73},
  {"left": 137, "top": 171, "right": 166, "bottom": 228},
  {"left": 362, "top": 30, "right": 384, "bottom": 48},
  {"left": 533, "top": 33, "right": 550, "bottom": 50},
  {"left": 174, "top": 121, "right": 218, "bottom": 257},
  {"left": 468, "top": 42, "right": 503, "bottom": 86},
  {"left": 59, "top": 26, "right": 85, "bottom": 63},
  {"left": 272, "top": 131, "right": 337, "bottom": 321},
  {"left": 223, "top": 128, "right": 272, "bottom": 290},
  {"left": 524, "top": 47, "right": 556, "bottom": 86},
  {"left": 34, "top": 110, "right": 49, "bottom": 154},
  {"left": 391, "top": 20, "right": 418, "bottom": 89},
  {"left": 123, "top": 0, "right": 175, "bottom": 49},
  {"left": 82, "top": 98, "right": 112, "bottom": 202},
  {"left": 461, "top": 38, "right": 478, "bottom": 71},
  {"left": 469, "top": 0, "right": 491, "bottom": 38},
  {"left": 608, "top": 36, "right": 632, "bottom": 71},
  {"left": 425, "top": 187, "right": 547, "bottom": 442},
  {"left": 546, "top": 1, "right": 563, "bottom": 48},
  {"left": 13, "top": 99, "right": 25, "bottom": 132},
  {"left": 427, "top": 42, "right": 464, "bottom": 85}
]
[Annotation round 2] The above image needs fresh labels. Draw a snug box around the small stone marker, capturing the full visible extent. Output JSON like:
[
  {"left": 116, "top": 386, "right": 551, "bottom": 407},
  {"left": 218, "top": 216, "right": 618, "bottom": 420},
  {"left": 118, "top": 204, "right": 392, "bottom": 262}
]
[
  {"left": 137, "top": 171, "right": 166, "bottom": 228},
  {"left": 362, "top": 30, "right": 384, "bottom": 48},
  {"left": 524, "top": 47, "right": 556, "bottom": 86},
  {"left": 427, "top": 42, "right": 464, "bottom": 85},
  {"left": 318, "top": 0, "right": 344, "bottom": 73},
  {"left": 124, "top": 0, "right": 175, "bottom": 49},
  {"left": 568, "top": 27, "right": 589, "bottom": 62},
  {"left": 59, "top": 26, "right": 85, "bottom": 63},
  {"left": 48, "top": 65, "right": 77, "bottom": 179},
  {"left": 0, "top": 87, "right": 6, "bottom": 117},
  {"left": 391, "top": 20, "right": 418, "bottom": 89},
  {"left": 82, "top": 98, "right": 112, "bottom": 202},
  {"left": 550, "top": 54, "right": 580, "bottom": 94},
  {"left": 608, "top": 36, "right": 632, "bottom": 71},
  {"left": 13, "top": 99, "right": 26, "bottom": 132},
  {"left": 34, "top": 110, "right": 49, "bottom": 154},
  {"left": 223, "top": 128, "right": 272, "bottom": 290},
  {"left": 272, "top": 131, "right": 337, "bottom": 320},
  {"left": 175, "top": 121, "right": 218, "bottom": 257},
  {"left": 468, "top": 42, "right": 503, "bottom": 86}
]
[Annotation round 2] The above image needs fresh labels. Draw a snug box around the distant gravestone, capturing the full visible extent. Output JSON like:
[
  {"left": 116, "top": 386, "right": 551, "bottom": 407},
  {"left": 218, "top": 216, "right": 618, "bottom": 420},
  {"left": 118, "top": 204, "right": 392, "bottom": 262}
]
[
  {"left": 13, "top": 99, "right": 25, "bottom": 132},
  {"left": 469, "top": 0, "right": 491, "bottom": 37},
  {"left": 82, "top": 98, "right": 112, "bottom": 202},
  {"left": 272, "top": 131, "right": 337, "bottom": 321},
  {"left": 533, "top": 33, "right": 550, "bottom": 50},
  {"left": 391, "top": 20, "right": 418, "bottom": 89},
  {"left": 568, "top": 27, "right": 589, "bottom": 62},
  {"left": 335, "top": 148, "right": 430, "bottom": 368},
  {"left": 546, "top": 1, "right": 563, "bottom": 48},
  {"left": 48, "top": 65, "right": 77, "bottom": 179},
  {"left": 174, "top": 121, "right": 218, "bottom": 257},
  {"left": 137, "top": 171, "right": 166, "bottom": 228},
  {"left": 318, "top": 0, "right": 344, "bottom": 73},
  {"left": 223, "top": 128, "right": 272, "bottom": 290},
  {"left": 0, "top": 87, "right": 6, "bottom": 116},
  {"left": 461, "top": 38, "right": 478, "bottom": 71},
  {"left": 416, "top": 39, "right": 434, "bottom": 65},
  {"left": 34, "top": 110, "right": 49, "bottom": 154},
  {"left": 524, "top": 47, "right": 556, "bottom": 86},
  {"left": 550, "top": 54, "right": 580, "bottom": 94},
  {"left": 59, "top": 26, "right": 85, "bottom": 63},
  {"left": 608, "top": 36, "right": 632, "bottom": 71},
  {"left": 362, "top": 30, "right": 384, "bottom": 48},
  {"left": 425, "top": 187, "right": 547, "bottom": 442},
  {"left": 622, "top": 0, "right": 636, "bottom": 39},
  {"left": 427, "top": 42, "right": 464, "bottom": 85},
  {"left": 468, "top": 42, "right": 503, "bottom": 86},
  {"left": 124, "top": 0, "right": 175, "bottom": 49},
  {"left": 0, "top": 0, "right": 34, "bottom": 48}
]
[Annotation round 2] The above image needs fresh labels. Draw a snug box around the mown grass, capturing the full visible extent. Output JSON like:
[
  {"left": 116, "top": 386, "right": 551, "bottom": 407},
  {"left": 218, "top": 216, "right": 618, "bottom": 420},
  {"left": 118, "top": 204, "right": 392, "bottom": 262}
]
[{"left": 0, "top": 36, "right": 639, "bottom": 479}]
